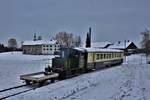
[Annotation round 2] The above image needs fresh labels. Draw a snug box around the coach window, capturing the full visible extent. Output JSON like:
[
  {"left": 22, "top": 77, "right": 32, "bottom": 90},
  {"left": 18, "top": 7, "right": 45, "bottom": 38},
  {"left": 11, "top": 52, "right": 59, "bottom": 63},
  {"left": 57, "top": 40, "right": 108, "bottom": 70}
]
[
  {"left": 100, "top": 54, "right": 103, "bottom": 59},
  {"left": 110, "top": 53, "right": 112, "bottom": 58},
  {"left": 119, "top": 53, "right": 121, "bottom": 57},
  {"left": 103, "top": 54, "right": 104, "bottom": 58},
  {"left": 96, "top": 54, "right": 98, "bottom": 59},
  {"left": 106, "top": 54, "right": 108, "bottom": 59},
  {"left": 96, "top": 54, "right": 99, "bottom": 60},
  {"left": 109, "top": 53, "right": 111, "bottom": 58},
  {"left": 103, "top": 54, "right": 105, "bottom": 59}
]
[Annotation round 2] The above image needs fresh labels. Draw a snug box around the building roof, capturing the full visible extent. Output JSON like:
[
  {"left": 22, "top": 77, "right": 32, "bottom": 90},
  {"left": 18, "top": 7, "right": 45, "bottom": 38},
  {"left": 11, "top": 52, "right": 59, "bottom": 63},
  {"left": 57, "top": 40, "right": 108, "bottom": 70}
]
[
  {"left": 23, "top": 40, "right": 57, "bottom": 46},
  {"left": 74, "top": 47, "right": 123, "bottom": 53},
  {"left": 108, "top": 41, "right": 137, "bottom": 49},
  {"left": 91, "top": 41, "right": 112, "bottom": 48}
]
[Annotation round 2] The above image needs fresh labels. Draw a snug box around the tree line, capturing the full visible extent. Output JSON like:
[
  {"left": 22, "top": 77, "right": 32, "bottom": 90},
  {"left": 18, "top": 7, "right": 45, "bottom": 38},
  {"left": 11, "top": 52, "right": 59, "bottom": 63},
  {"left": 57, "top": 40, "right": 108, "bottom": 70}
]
[
  {"left": 0, "top": 43, "right": 21, "bottom": 53},
  {"left": 0, "top": 38, "right": 22, "bottom": 53}
]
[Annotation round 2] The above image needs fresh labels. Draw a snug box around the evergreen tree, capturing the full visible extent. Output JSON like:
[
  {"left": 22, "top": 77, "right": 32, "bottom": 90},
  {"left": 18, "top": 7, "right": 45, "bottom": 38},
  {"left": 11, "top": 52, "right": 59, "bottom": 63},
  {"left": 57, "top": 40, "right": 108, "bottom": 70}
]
[
  {"left": 86, "top": 27, "right": 91, "bottom": 48},
  {"left": 86, "top": 33, "right": 90, "bottom": 47}
]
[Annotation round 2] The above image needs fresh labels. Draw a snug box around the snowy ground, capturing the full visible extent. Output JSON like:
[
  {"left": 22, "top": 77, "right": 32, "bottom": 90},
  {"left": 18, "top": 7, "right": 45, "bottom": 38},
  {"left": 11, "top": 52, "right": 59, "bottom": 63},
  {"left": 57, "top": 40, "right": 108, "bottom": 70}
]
[
  {"left": 0, "top": 52, "right": 150, "bottom": 100},
  {"left": 0, "top": 52, "right": 55, "bottom": 90}
]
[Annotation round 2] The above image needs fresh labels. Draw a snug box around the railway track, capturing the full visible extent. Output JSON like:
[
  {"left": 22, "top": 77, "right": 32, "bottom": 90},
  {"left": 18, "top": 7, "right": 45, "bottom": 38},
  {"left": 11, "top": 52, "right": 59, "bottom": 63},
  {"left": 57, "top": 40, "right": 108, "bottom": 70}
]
[
  {"left": 0, "top": 84, "right": 27, "bottom": 93},
  {"left": 0, "top": 69, "right": 105, "bottom": 100},
  {"left": 0, "top": 84, "right": 44, "bottom": 100}
]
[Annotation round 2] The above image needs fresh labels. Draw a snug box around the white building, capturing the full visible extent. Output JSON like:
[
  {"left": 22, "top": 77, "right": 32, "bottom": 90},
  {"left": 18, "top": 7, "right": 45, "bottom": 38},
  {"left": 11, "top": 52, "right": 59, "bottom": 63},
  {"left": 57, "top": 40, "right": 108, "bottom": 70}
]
[{"left": 22, "top": 40, "right": 60, "bottom": 55}]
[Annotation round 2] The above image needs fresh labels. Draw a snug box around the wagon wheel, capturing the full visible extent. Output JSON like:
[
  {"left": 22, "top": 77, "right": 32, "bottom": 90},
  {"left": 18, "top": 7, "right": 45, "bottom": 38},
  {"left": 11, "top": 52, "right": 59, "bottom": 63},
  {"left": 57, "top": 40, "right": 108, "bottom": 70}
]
[
  {"left": 51, "top": 78, "right": 55, "bottom": 83},
  {"left": 39, "top": 81, "right": 45, "bottom": 86},
  {"left": 25, "top": 80, "right": 31, "bottom": 85}
]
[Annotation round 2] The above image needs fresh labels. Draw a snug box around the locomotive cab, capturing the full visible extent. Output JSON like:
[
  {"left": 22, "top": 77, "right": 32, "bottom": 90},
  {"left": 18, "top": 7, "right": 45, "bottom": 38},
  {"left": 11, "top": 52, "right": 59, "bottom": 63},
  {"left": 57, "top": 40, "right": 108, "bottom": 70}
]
[{"left": 52, "top": 48, "right": 86, "bottom": 79}]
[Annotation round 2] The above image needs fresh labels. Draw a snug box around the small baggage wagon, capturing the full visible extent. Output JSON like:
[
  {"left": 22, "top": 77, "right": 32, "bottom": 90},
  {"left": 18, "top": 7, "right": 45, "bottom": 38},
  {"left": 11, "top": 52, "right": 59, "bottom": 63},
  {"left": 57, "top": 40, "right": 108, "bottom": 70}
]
[{"left": 20, "top": 71, "right": 59, "bottom": 85}]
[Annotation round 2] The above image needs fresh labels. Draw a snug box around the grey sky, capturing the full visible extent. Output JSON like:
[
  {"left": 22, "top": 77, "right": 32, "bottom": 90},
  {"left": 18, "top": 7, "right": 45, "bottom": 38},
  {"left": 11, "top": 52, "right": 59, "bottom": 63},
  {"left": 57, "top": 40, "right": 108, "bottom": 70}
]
[{"left": 0, "top": 0, "right": 150, "bottom": 45}]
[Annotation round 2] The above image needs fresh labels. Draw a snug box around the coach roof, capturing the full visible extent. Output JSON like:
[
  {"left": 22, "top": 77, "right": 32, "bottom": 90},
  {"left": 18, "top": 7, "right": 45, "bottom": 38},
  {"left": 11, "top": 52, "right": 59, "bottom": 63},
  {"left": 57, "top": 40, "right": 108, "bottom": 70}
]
[{"left": 74, "top": 47, "right": 123, "bottom": 53}]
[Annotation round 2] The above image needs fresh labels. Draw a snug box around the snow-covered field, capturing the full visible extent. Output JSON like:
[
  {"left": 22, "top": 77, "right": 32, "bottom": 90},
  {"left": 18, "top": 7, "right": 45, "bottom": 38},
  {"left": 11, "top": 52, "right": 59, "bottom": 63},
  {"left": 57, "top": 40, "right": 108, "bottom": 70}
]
[
  {"left": 0, "top": 52, "right": 55, "bottom": 89},
  {"left": 0, "top": 52, "right": 150, "bottom": 100}
]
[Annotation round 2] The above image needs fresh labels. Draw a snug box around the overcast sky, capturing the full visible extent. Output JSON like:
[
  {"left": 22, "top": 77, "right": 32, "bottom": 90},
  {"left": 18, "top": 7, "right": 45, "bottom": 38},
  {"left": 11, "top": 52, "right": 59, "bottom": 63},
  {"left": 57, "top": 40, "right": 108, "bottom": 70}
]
[{"left": 0, "top": 0, "right": 150, "bottom": 45}]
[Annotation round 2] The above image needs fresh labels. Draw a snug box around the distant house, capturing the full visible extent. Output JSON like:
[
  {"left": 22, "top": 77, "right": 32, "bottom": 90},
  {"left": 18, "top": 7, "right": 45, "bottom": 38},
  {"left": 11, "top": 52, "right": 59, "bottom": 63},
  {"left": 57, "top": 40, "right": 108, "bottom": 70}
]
[
  {"left": 91, "top": 41, "right": 113, "bottom": 48},
  {"left": 22, "top": 40, "right": 60, "bottom": 55},
  {"left": 108, "top": 41, "right": 138, "bottom": 54}
]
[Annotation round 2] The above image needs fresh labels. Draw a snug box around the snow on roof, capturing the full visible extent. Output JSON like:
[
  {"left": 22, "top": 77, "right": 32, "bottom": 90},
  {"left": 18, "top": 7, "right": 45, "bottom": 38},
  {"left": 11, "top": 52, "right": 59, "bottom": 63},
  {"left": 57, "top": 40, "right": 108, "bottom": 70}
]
[
  {"left": 108, "top": 41, "right": 132, "bottom": 49},
  {"left": 91, "top": 41, "right": 112, "bottom": 48},
  {"left": 74, "top": 47, "right": 123, "bottom": 53},
  {"left": 23, "top": 40, "right": 57, "bottom": 45}
]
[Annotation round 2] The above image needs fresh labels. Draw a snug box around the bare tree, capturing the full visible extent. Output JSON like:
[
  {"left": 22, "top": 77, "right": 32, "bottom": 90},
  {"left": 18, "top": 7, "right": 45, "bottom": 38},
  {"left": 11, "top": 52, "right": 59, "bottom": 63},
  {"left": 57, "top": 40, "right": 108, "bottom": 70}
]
[
  {"left": 55, "top": 31, "right": 81, "bottom": 47},
  {"left": 73, "top": 35, "right": 81, "bottom": 47},
  {"left": 8, "top": 38, "right": 18, "bottom": 49},
  {"left": 141, "top": 29, "right": 150, "bottom": 48},
  {"left": 38, "top": 36, "right": 42, "bottom": 40},
  {"left": 141, "top": 29, "right": 150, "bottom": 62}
]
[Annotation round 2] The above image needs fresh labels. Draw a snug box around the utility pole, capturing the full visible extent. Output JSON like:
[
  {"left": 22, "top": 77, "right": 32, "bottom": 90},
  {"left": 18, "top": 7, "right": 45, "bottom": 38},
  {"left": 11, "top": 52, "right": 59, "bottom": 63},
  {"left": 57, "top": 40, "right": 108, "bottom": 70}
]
[{"left": 124, "top": 40, "right": 127, "bottom": 62}]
